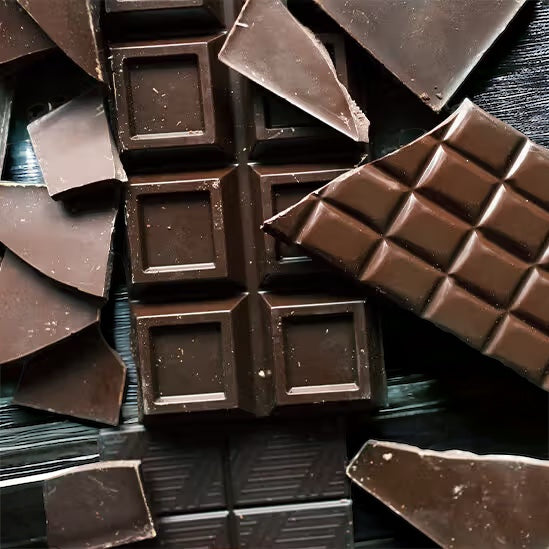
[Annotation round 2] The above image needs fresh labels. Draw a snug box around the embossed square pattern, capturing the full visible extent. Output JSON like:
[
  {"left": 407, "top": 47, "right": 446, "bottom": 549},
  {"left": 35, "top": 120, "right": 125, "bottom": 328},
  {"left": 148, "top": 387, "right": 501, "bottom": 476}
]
[{"left": 264, "top": 100, "right": 549, "bottom": 389}]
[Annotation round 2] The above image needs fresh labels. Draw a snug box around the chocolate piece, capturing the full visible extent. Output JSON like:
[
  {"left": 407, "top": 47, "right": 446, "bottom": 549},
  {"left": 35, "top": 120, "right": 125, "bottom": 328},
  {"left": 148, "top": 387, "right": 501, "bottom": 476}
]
[
  {"left": 27, "top": 90, "right": 126, "bottom": 199},
  {"left": 0, "top": 250, "right": 99, "bottom": 365},
  {"left": 14, "top": 327, "right": 126, "bottom": 426},
  {"left": 44, "top": 461, "right": 156, "bottom": 549},
  {"left": 0, "top": 80, "right": 12, "bottom": 175},
  {"left": 347, "top": 440, "right": 549, "bottom": 549},
  {"left": 312, "top": 0, "right": 527, "bottom": 111},
  {"left": 16, "top": 0, "right": 105, "bottom": 81},
  {"left": 0, "top": 183, "right": 118, "bottom": 298},
  {"left": 125, "top": 168, "right": 244, "bottom": 290},
  {"left": 264, "top": 100, "right": 549, "bottom": 389},
  {"left": 106, "top": 0, "right": 221, "bottom": 14},
  {"left": 110, "top": 34, "right": 232, "bottom": 155},
  {"left": 0, "top": 0, "right": 54, "bottom": 69},
  {"left": 219, "top": 0, "right": 369, "bottom": 142}
]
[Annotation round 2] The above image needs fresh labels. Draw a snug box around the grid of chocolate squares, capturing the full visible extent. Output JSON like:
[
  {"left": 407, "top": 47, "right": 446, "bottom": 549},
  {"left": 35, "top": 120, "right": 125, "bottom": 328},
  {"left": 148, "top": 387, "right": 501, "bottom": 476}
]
[{"left": 0, "top": 1, "right": 547, "bottom": 548}]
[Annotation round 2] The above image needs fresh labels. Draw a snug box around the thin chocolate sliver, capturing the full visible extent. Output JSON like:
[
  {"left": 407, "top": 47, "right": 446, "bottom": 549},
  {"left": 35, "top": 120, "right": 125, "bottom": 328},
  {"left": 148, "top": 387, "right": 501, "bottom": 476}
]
[
  {"left": 0, "top": 250, "right": 99, "bottom": 365},
  {"left": 312, "top": 0, "right": 528, "bottom": 111},
  {"left": 347, "top": 440, "right": 549, "bottom": 549},
  {"left": 28, "top": 90, "right": 127, "bottom": 199},
  {"left": 0, "top": 183, "right": 118, "bottom": 298},
  {"left": 264, "top": 99, "right": 549, "bottom": 389},
  {"left": 0, "top": 80, "right": 12, "bottom": 174},
  {"left": 219, "top": 0, "right": 369, "bottom": 142},
  {"left": 14, "top": 326, "right": 126, "bottom": 426},
  {"left": 44, "top": 461, "right": 156, "bottom": 549}
]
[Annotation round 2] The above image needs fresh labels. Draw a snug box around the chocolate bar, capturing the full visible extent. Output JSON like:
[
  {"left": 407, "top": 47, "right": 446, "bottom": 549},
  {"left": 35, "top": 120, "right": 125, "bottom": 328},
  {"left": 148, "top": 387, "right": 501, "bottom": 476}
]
[
  {"left": 219, "top": 0, "right": 369, "bottom": 142},
  {"left": 347, "top": 440, "right": 549, "bottom": 549},
  {"left": 0, "top": 184, "right": 118, "bottom": 298},
  {"left": 312, "top": 0, "right": 528, "bottom": 111},
  {"left": 27, "top": 90, "right": 127, "bottom": 199},
  {"left": 264, "top": 99, "right": 549, "bottom": 390}
]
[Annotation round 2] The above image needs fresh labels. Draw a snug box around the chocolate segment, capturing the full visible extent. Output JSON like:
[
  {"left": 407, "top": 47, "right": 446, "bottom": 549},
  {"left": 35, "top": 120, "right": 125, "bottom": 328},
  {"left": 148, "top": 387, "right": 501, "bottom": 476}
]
[
  {"left": 16, "top": 0, "right": 105, "bottom": 81},
  {"left": 0, "top": 81, "right": 12, "bottom": 174},
  {"left": 219, "top": 0, "right": 369, "bottom": 142},
  {"left": 44, "top": 461, "right": 156, "bottom": 549},
  {"left": 14, "top": 327, "right": 126, "bottom": 426},
  {"left": 27, "top": 90, "right": 127, "bottom": 199},
  {"left": 264, "top": 100, "right": 549, "bottom": 389},
  {"left": 0, "top": 183, "right": 118, "bottom": 298},
  {"left": 0, "top": 250, "right": 99, "bottom": 365},
  {"left": 312, "top": 0, "right": 527, "bottom": 111},
  {"left": 347, "top": 440, "right": 549, "bottom": 549}
]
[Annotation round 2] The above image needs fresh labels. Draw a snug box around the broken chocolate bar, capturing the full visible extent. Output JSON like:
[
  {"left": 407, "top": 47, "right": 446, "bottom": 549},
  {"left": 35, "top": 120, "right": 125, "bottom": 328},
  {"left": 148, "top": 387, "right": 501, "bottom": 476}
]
[
  {"left": 264, "top": 99, "right": 549, "bottom": 389},
  {"left": 0, "top": 250, "right": 99, "bottom": 365},
  {"left": 312, "top": 0, "right": 528, "bottom": 111},
  {"left": 14, "top": 326, "right": 126, "bottom": 426},
  {"left": 16, "top": 0, "right": 105, "bottom": 82},
  {"left": 27, "top": 90, "right": 127, "bottom": 199},
  {"left": 44, "top": 461, "right": 156, "bottom": 549},
  {"left": 347, "top": 440, "right": 549, "bottom": 549},
  {"left": 219, "top": 0, "right": 369, "bottom": 142},
  {"left": 0, "top": 183, "right": 118, "bottom": 298}
]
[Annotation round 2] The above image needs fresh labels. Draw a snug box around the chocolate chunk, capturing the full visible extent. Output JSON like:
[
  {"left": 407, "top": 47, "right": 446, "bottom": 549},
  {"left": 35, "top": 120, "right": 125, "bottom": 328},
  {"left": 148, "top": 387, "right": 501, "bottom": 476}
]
[
  {"left": 27, "top": 90, "right": 127, "bottom": 199},
  {"left": 312, "top": 0, "right": 528, "bottom": 111},
  {"left": 0, "top": 80, "right": 12, "bottom": 174},
  {"left": 218, "top": 0, "right": 369, "bottom": 142},
  {"left": 16, "top": 0, "right": 105, "bottom": 81},
  {"left": 0, "top": 0, "right": 54, "bottom": 70},
  {"left": 0, "top": 183, "right": 118, "bottom": 298},
  {"left": 0, "top": 250, "right": 99, "bottom": 365},
  {"left": 264, "top": 99, "right": 549, "bottom": 389},
  {"left": 44, "top": 461, "right": 156, "bottom": 549},
  {"left": 347, "top": 440, "right": 549, "bottom": 549},
  {"left": 14, "top": 326, "right": 126, "bottom": 426}
]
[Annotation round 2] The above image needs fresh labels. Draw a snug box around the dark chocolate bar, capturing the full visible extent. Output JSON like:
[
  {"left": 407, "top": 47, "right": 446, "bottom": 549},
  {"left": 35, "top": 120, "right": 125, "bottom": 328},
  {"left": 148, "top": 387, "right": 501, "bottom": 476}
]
[
  {"left": 312, "top": 0, "right": 528, "bottom": 111},
  {"left": 219, "top": 0, "right": 368, "bottom": 141},
  {"left": 264, "top": 99, "right": 549, "bottom": 390},
  {"left": 347, "top": 440, "right": 549, "bottom": 549}
]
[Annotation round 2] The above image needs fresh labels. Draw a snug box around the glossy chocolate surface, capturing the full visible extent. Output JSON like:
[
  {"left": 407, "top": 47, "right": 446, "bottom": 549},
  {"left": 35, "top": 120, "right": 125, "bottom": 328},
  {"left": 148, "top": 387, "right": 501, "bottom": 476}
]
[
  {"left": 27, "top": 90, "right": 126, "bottom": 198},
  {"left": 264, "top": 100, "right": 549, "bottom": 390},
  {"left": 0, "top": 81, "right": 12, "bottom": 174},
  {"left": 219, "top": 0, "right": 368, "bottom": 142},
  {"left": 312, "top": 0, "right": 528, "bottom": 111},
  {"left": 347, "top": 440, "right": 549, "bottom": 549},
  {"left": 0, "top": 183, "right": 118, "bottom": 298}
]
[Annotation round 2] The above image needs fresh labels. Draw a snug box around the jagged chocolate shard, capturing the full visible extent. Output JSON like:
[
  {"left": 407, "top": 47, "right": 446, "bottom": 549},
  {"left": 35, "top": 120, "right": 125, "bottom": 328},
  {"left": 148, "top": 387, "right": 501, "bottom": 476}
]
[{"left": 347, "top": 440, "right": 549, "bottom": 549}]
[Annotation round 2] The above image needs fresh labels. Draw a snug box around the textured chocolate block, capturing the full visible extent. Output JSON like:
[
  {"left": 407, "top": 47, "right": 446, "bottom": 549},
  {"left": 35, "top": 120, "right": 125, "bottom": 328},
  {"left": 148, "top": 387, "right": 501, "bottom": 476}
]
[
  {"left": 110, "top": 34, "right": 232, "bottom": 155},
  {"left": 132, "top": 295, "right": 253, "bottom": 416},
  {"left": 262, "top": 294, "right": 384, "bottom": 407},
  {"left": 264, "top": 99, "right": 549, "bottom": 390},
  {"left": 125, "top": 168, "right": 244, "bottom": 289}
]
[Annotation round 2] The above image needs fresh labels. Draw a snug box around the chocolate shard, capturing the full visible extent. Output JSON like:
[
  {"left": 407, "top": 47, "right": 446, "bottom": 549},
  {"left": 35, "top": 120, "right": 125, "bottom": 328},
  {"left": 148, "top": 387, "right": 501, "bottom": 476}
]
[
  {"left": 0, "top": 80, "right": 12, "bottom": 173},
  {"left": 16, "top": 0, "right": 105, "bottom": 82},
  {"left": 0, "top": 0, "right": 55, "bottom": 69},
  {"left": 44, "top": 461, "right": 156, "bottom": 549},
  {"left": 347, "top": 440, "right": 549, "bottom": 549},
  {"left": 218, "top": 0, "right": 369, "bottom": 142},
  {"left": 263, "top": 99, "right": 549, "bottom": 390},
  {"left": 0, "top": 183, "right": 118, "bottom": 298},
  {"left": 27, "top": 90, "right": 127, "bottom": 199},
  {"left": 312, "top": 0, "right": 527, "bottom": 111},
  {"left": 14, "top": 326, "right": 126, "bottom": 426},
  {"left": 0, "top": 250, "right": 99, "bottom": 365}
]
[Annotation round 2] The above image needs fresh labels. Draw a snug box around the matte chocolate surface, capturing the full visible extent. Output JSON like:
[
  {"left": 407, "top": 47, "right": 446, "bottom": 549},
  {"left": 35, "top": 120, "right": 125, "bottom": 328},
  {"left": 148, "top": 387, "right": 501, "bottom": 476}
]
[
  {"left": 312, "top": 0, "right": 528, "bottom": 111},
  {"left": 17, "top": 0, "right": 105, "bottom": 81},
  {"left": 264, "top": 99, "right": 549, "bottom": 389},
  {"left": 219, "top": 0, "right": 369, "bottom": 142},
  {"left": 0, "top": 183, "right": 118, "bottom": 298},
  {"left": 0, "top": 250, "right": 99, "bottom": 365},
  {"left": 44, "top": 461, "right": 156, "bottom": 549},
  {"left": 14, "top": 327, "right": 126, "bottom": 426},
  {"left": 347, "top": 440, "right": 549, "bottom": 549},
  {"left": 27, "top": 90, "right": 126, "bottom": 199}
]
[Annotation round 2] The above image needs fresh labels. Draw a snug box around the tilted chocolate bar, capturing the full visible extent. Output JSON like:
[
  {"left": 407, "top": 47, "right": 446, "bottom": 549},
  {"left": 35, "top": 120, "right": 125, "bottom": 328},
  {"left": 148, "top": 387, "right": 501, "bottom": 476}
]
[
  {"left": 264, "top": 99, "right": 549, "bottom": 389},
  {"left": 347, "top": 440, "right": 549, "bottom": 549}
]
